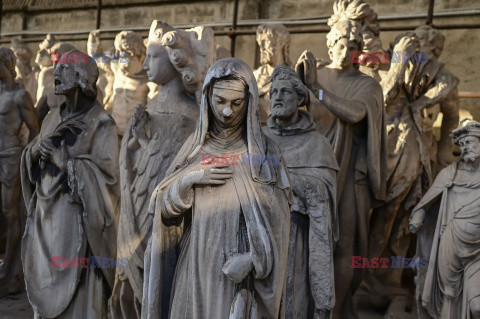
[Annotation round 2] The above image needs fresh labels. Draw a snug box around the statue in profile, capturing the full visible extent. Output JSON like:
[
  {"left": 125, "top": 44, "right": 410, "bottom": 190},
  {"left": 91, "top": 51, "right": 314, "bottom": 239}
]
[
  {"left": 296, "top": 18, "right": 387, "bottom": 318},
  {"left": 21, "top": 50, "right": 119, "bottom": 318},
  {"left": 254, "top": 23, "right": 292, "bottom": 123},
  {"left": 110, "top": 20, "right": 216, "bottom": 319},
  {"left": 88, "top": 30, "right": 149, "bottom": 136},
  {"left": 262, "top": 66, "right": 339, "bottom": 319},
  {"left": 142, "top": 58, "right": 292, "bottom": 319},
  {"left": 35, "top": 41, "right": 76, "bottom": 122},
  {"left": 0, "top": 47, "right": 38, "bottom": 297},
  {"left": 409, "top": 120, "right": 480, "bottom": 319}
]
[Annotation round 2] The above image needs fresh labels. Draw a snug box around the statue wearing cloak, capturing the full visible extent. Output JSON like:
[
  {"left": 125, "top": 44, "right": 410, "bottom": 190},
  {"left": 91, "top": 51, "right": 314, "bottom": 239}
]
[
  {"left": 142, "top": 58, "right": 292, "bottom": 319},
  {"left": 21, "top": 52, "right": 119, "bottom": 318},
  {"left": 263, "top": 107, "right": 339, "bottom": 318},
  {"left": 110, "top": 21, "right": 215, "bottom": 319}
]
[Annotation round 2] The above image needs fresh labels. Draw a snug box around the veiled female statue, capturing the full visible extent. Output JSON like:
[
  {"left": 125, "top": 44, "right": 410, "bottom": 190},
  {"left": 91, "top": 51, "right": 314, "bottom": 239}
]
[
  {"left": 142, "top": 58, "right": 292, "bottom": 319},
  {"left": 110, "top": 20, "right": 216, "bottom": 319}
]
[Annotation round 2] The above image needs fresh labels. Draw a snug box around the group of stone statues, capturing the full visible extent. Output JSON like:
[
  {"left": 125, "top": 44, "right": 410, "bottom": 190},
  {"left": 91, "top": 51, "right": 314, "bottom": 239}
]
[{"left": 0, "top": 0, "right": 477, "bottom": 318}]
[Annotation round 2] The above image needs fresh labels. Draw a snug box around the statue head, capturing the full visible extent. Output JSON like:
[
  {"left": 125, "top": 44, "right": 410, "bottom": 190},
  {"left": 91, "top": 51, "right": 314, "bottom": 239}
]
[
  {"left": 328, "top": 0, "right": 382, "bottom": 69},
  {"left": 414, "top": 25, "right": 445, "bottom": 60},
  {"left": 269, "top": 65, "right": 307, "bottom": 121},
  {"left": 327, "top": 20, "right": 363, "bottom": 69},
  {"left": 115, "top": 31, "right": 146, "bottom": 77},
  {"left": 0, "top": 47, "right": 17, "bottom": 82},
  {"left": 256, "top": 24, "right": 292, "bottom": 67},
  {"left": 53, "top": 50, "right": 99, "bottom": 100},
  {"left": 50, "top": 42, "right": 76, "bottom": 66},
  {"left": 145, "top": 20, "right": 216, "bottom": 98},
  {"left": 11, "top": 37, "right": 33, "bottom": 71},
  {"left": 452, "top": 120, "right": 480, "bottom": 164},
  {"left": 36, "top": 34, "right": 58, "bottom": 67},
  {"left": 209, "top": 76, "right": 248, "bottom": 129}
]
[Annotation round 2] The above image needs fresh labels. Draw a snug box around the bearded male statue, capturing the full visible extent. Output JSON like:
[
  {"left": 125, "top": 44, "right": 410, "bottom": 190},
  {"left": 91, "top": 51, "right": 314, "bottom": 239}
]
[{"left": 409, "top": 120, "right": 480, "bottom": 319}]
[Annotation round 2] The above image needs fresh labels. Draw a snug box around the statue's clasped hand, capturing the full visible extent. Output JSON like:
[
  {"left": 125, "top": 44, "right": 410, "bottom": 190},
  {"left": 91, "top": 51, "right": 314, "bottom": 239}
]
[
  {"left": 38, "top": 139, "right": 69, "bottom": 172},
  {"left": 222, "top": 252, "right": 254, "bottom": 284}
]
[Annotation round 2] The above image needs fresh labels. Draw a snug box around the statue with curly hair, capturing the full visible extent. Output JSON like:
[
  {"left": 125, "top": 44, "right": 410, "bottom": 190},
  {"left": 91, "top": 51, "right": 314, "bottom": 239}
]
[
  {"left": 295, "top": 18, "right": 387, "bottom": 319},
  {"left": 88, "top": 30, "right": 149, "bottom": 136},
  {"left": 21, "top": 50, "right": 120, "bottom": 318},
  {"left": 109, "top": 20, "right": 216, "bottom": 319},
  {"left": 0, "top": 46, "right": 39, "bottom": 297},
  {"left": 254, "top": 23, "right": 292, "bottom": 123}
]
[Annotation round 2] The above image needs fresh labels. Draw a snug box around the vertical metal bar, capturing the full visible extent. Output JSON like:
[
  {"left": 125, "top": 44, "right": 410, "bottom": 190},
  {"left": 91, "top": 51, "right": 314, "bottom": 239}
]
[
  {"left": 0, "top": 0, "right": 3, "bottom": 38},
  {"left": 427, "top": 0, "right": 435, "bottom": 25},
  {"left": 96, "top": 0, "right": 102, "bottom": 29},
  {"left": 230, "top": 0, "right": 240, "bottom": 56}
]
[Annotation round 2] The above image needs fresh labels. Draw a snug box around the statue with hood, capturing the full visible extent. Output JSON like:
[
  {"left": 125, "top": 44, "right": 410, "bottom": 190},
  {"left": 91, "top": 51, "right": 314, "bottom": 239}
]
[
  {"left": 142, "top": 58, "right": 292, "bottom": 319},
  {"left": 262, "top": 65, "right": 339, "bottom": 319},
  {"left": 296, "top": 18, "right": 387, "bottom": 318},
  {"left": 21, "top": 50, "right": 119, "bottom": 318},
  {"left": 409, "top": 120, "right": 480, "bottom": 319},
  {"left": 110, "top": 20, "right": 216, "bottom": 319}
]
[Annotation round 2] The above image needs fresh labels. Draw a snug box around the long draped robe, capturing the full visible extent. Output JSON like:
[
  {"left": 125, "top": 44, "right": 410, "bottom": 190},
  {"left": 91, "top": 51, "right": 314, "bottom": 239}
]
[
  {"left": 142, "top": 58, "right": 292, "bottom": 319},
  {"left": 21, "top": 101, "right": 119, "bottom": 318},
  {"left": 262, "top": 110, "right": 339, "bottom": 317},
  {"left": 412, "top": 163, "right": 480, "bottom": 319},
  {"left": 112, "top": 93, "right": 197, "bottom": 318}
]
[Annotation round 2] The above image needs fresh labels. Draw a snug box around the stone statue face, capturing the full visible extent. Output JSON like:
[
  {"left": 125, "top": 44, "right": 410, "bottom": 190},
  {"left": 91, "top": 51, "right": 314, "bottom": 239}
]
[
  {"left": 53, "top": 62, "right": 77, "bottom": 96},
  {"left": 329, "top": 37, "right": 357, "bottom": 69},
  {"left": 35, "top": 48, "right": 52, "bottom": 67},
  {"left": 258, "top": 34, "right": 281, "bottom": 66},
  {"left": 143, "top": 44, "right": 177, "bottom": 85},
  {"left": 270, "top": 79, "right": 299, "bottom": 120},
  {"left": 459, "top": 136, "right": 480, "bottom": 163},
  {"left": 119, "top": 52, "right": 144, "bottom": 77},
  {"left": 210, "top": 83, "right": 247, "bottom": 128}
]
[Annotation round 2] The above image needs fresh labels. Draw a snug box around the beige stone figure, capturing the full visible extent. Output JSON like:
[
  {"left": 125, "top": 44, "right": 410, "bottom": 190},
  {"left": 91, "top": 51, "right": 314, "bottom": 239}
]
[
  {"left": 35, "top": 34, "right": 57, "bottom": 103},
  {"left": 35, "top": 40, "right": 76, "bottom": 123},
  {"left": 21, "top": 50, "right": 119, "bottom": 318},
  {"left": 109, "top": 20, "right": 216, "bottom": 319},
  {"left": 254, "top": 23, "right": 292, "bottom": 123},
  {"left": 365, "top": 32, "right": 432, "bottom": 302},
  {"left": 0, "top": 47, "right": 39, "bottom": 297},
  {"left": 415, "top": 25, "right": 460, "bottom": 175},
  {"left": 142, "top": 58, "right": 292, "bottom": 319},
  {"left": 87, "top": 30, "right": 115, "bottom": 107},
  {"left": 409, "top": 120, "right": 480, "bottom": 319},
  {"left": 88, "top": 30, "right": 149, "bottom": 136},
  {"left": 11, "top": 37, "right": 38, "bottom": 104},
  {"left": 295, "top": 19, "right": 387, "bottom": 319},
  {"left": 262, "top": 66, "right": 339, "bottom": 319}
]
